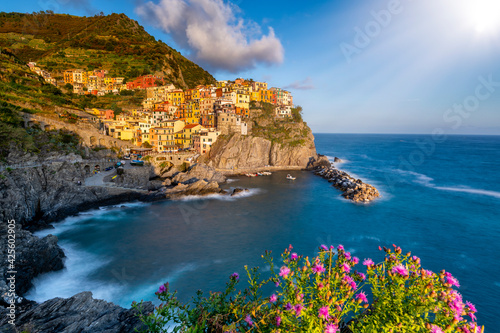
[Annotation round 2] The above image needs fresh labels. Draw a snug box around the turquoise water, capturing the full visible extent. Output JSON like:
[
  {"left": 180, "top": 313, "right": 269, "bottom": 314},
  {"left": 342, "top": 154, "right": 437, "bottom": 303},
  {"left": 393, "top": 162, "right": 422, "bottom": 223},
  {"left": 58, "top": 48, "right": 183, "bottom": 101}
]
[{"left": 27, "top": 134, "right": 500, "bottom": 329}]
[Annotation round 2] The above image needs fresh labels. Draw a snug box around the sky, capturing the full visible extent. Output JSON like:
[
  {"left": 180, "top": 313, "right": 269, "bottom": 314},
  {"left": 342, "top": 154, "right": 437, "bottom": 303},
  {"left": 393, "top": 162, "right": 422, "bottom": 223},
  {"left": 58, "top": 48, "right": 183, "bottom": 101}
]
[{"left": 2, "top": 0, "right": 500, "bottom": 134}]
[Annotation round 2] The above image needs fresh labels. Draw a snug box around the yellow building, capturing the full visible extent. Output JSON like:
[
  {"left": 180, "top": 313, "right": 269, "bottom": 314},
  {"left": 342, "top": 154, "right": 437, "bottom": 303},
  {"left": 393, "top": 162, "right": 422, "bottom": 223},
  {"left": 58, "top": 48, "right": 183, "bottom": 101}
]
[
  {"left": 250, "top": 91, "right": 261, "bottom": 102},
  {"left": 63, "top": 70, "right": 74, "bottom": 84},
  {"left": 176, "top": 123, "right": 204, "bottom": 148},
  {"left": 167, "top": 90, "right": 185, "bottom": 106}
]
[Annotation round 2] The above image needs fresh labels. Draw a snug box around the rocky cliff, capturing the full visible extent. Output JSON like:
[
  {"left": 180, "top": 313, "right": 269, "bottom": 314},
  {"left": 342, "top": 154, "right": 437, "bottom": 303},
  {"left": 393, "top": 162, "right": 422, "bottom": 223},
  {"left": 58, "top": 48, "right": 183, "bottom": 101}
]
[
  {"left": 207, "top": 121, "right": 320, "bottom": 170},
  {"left": 0, "top": 160, "right": 149, "bottom": 230}
]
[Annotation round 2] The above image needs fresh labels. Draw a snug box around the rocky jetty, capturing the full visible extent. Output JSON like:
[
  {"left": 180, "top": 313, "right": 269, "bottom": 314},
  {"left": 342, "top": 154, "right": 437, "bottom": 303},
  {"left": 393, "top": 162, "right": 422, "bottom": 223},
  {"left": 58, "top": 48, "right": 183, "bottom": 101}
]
[
  {"left": 313, "top": 163, "right": 380, "bottom": 203},
  {"left": 0, "top": 291, "right": 154, "bottom": 333}
]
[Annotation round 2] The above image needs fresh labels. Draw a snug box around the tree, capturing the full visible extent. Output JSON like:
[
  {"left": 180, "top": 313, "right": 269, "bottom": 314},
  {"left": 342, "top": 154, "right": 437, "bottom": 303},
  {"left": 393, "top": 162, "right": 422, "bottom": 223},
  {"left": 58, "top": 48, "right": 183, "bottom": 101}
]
[
  {"left": 142, "top": 141, "right": 152, "bottom": 148},
  {"left": 291, "top": 105, "right": 303, "bottom": 122}
]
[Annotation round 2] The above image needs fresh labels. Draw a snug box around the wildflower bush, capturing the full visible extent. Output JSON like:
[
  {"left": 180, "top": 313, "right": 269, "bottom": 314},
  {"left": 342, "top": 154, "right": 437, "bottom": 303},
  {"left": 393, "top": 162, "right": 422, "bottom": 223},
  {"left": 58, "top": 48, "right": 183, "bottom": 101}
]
[{"left": 132, "top": 245, "right": 482, "bottom": 333}]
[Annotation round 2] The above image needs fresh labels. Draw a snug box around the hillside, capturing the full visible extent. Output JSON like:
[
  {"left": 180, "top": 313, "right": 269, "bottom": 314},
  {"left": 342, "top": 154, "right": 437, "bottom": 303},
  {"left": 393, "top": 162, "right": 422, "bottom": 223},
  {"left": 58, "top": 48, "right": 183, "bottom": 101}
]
[{"left": 0, "top": 11, "right": 215, "bottom": 89}]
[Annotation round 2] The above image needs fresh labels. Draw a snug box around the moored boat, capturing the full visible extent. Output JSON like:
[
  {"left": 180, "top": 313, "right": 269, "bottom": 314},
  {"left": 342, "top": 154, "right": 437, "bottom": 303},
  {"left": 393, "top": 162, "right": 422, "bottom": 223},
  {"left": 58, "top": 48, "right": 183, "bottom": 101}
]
[{"left": 130, "top": 160, "right": 145, "bottom": 166}]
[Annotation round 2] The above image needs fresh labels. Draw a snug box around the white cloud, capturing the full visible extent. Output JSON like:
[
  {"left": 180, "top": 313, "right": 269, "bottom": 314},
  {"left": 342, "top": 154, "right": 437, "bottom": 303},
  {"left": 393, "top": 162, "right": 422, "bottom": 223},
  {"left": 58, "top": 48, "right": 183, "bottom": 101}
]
[
  {"left": 135, "top": 0, "right": 284, "bottom": 73},
  {"left": 285, "top": 77, "right": 315, "bottom": 90}
]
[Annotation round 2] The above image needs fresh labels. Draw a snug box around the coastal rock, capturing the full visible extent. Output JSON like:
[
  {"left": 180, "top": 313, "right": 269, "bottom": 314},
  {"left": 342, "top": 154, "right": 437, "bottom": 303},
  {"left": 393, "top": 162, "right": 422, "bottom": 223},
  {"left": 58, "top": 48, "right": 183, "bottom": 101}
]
[
  {"left": 312, "top": 162, "right": 380, "bottom": 203},
  {"left": 208, "top": 132, "right": 320, "bottom": 170},
  {"left": 0, "top": 291, "right": 154, "bottom": 333},
  {"left": 0, "top": 161, "right": 150, "bottom": 230},
  {"left": 172, "top": 163, "right": 226, "bottom": 184},
  {"left": 334, "top": 157, "right": 343, "bottom": 163},
  {"left": 165, "top": 179, "right": 222, "bottom": 198},
  {"left": 231, "top": 188, "right": 248, "bottom": 196},
  {"left": 0, "top": 223, "right": 65, "bottom": 299}
]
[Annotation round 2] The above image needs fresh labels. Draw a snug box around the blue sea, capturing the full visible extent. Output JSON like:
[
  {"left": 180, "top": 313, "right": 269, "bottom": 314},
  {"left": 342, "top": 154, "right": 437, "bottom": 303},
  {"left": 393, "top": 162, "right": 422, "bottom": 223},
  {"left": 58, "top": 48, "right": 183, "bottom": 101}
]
[{"left": 26, "top": 134, "right": 500, "bottom": 329}]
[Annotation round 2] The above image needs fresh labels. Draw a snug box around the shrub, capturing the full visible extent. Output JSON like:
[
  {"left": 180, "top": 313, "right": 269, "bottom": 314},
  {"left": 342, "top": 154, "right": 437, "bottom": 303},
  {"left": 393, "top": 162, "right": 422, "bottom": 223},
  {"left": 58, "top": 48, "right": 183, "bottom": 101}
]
[{"left": 133, "top": 245, "right": 483, "bottom": 333}]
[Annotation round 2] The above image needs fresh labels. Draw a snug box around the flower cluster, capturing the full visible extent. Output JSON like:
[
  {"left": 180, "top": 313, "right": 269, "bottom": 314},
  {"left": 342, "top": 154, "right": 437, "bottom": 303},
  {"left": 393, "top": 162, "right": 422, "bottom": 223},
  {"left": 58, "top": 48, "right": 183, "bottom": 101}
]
[{"left": 133, "top": 244, "right": 483, "bottom": 333}]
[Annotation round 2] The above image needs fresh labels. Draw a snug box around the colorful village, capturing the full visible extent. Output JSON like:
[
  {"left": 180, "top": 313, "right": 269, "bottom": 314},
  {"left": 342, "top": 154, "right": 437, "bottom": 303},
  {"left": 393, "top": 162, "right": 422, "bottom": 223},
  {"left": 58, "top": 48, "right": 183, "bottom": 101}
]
[{"left": 27, "top": 63, "right": 295, "bottom": 156}]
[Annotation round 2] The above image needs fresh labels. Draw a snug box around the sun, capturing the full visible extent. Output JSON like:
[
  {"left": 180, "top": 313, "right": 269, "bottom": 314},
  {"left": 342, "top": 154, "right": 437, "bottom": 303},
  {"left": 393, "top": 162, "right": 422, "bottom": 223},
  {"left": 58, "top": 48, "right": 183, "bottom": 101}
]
[{"left": 470, "top": 0, "right": 500, "bottom": 33}]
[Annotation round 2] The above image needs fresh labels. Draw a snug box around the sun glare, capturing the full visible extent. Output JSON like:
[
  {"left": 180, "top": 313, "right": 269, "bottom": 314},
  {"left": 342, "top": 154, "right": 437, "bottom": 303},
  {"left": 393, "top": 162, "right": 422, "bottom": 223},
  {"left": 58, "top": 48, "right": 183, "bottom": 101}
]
[{"left": 470, "top": 0, "right": 500, "bottom": 33}]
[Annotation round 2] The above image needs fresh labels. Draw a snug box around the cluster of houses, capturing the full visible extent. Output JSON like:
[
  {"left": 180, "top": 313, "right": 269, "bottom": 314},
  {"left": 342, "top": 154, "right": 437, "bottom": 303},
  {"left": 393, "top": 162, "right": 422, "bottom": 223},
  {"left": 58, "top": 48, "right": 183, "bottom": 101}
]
[
  {"left": 28, "top": 62, "right": 295, "bottom": 155},
  {"left": 28, "top": 62, "right": 130, "bottom": 96},
  {"left": 86, "top": 78, "right": 294, "bottom": 155}
]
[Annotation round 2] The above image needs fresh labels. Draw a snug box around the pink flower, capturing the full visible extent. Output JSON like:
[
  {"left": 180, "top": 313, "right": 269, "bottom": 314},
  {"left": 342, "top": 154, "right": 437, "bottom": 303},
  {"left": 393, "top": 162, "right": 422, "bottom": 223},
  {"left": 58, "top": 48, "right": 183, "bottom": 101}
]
[
  {"left": 291, "top": 252, "right": 298, "bottom": 260},
  {"left": 352, "top": 257, "right": 359, "bottom": 264},
  {"left": 357, "top": 272, "right": 366, "bottom": 281},
  {"left": 294, "top": 303, "right": 304, "bottom": 317},
  {"left": 466, "top": 301, "right": 477, "bottom": 314},
  {"left": 430, "top": 324, "right": 444, "bottom": 333},
  {"left": 343, "top": 276, "right": 357, "bottom": 289},
  {"left": 448, "top": 290, "right": 465, "bottom": 321},
  {"left": 337, "top": 244, "right": 344, "bottom": 252},
  {"left": 340, "top": 262, "right": 351, "bottom": 273},
  {"left": 157, "top": 284, "right": 166, "bottom": 294},
  {"left": 345, "top": 252, "right": 351, "bottom": 260},
  {"left": 230, "top": 272, "right": 239, "bottom": 281},
  {"left": 285, "top": 302, "right": 292, "bottom": 311},
  {"left": 279, "top": 266, "right": 291, "bottom": 278},
  {"left": 276, "top": 316, "right": 281, "bottom": 327},
  {"left": 356, "top": 291, "right": 368, "bottom": 303},
  {"left": 325, "top": 323, "right": 338, "bottom": 333},
  {"left": 445, "top": 272, "right": 460, "bottom": 287},
  {"left": 391, "top": 264, "right": 409, "bottom": 277},
  {"left": 320, "top": 244, "right": 328, "bottom": 251},
  {"left": 363, "top": 258, "right": 374, "bottom": 267},
  {"left": 319, "top": 306, "right": 329, "bottom": 320},
  {"left": 269, "top": 294, "right": 277, "bottom": 303},
  {"left": 312, "top": 263, "right": 326, "bottom": 275},
  {"left": 424, "top": 269, "right": 434, "bottom": 277},
  {"left": 244, "top": 314, "right": 253, "bottom": 326}
]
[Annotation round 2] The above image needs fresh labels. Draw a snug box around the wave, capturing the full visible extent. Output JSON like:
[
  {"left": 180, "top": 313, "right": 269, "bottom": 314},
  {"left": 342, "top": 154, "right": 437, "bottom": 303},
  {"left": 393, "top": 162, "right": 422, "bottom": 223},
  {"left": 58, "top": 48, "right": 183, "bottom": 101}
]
[
  {"left": 395, "top": 169, "right": 434, "bottom": 186},
  {"left": 434, "top": 186, "right": 500, "bottom": 199},
  {"left": 349, "top": 235, "right": 382, "bottom": 243},
  {"left": 25, "top": 243, "right": 122, "bottom": 303},
  {"left": 174, "top": 188, "right": 263, "bottom": 202},
  {"left": 396, "top": 169, "right": 500, "bottom": 199},
  {"left": 225, "top": 178, "right": 240, "bottom": 183},
  {"left": 34, "top": 202, "right": 150, "bottom": 238},
  {"left": 326, "top": 155, "right": 350, "bottom": 164}
]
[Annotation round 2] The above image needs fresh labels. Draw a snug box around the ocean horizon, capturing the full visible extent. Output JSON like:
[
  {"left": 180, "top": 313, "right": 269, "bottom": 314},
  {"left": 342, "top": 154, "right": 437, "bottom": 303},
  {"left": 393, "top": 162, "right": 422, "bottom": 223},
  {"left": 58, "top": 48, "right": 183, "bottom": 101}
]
[{"left": 26, "top": 133, "right": 500, "bottom": 329}]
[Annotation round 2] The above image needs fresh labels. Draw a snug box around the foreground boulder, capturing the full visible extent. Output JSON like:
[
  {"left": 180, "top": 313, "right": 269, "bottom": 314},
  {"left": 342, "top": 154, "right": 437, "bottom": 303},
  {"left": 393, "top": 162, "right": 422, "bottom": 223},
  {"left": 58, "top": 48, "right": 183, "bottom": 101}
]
[{"left": 0, "top": 291, "right": 154, "bottom": 333}]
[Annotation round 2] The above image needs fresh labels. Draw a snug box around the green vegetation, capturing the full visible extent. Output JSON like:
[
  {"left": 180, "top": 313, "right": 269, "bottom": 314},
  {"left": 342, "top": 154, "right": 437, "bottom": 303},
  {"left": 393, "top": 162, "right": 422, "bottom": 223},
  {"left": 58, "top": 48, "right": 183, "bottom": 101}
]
[
  {"left": 133, "top": 245, "right": 482, "bottom": 333},
  {"left": 250, "top": 102, "right": 311, "bottom": 147},
  {"left": 0, "top": 12, "right": 215, "bottom": 88}
]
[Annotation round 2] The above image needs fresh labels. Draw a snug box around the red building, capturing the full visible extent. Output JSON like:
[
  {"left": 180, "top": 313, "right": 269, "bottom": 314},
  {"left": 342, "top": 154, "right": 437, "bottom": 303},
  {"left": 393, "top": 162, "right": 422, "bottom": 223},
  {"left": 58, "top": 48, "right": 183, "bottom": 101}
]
[{"left": 126, "top": 75, "right": 165, "bottom": 90}]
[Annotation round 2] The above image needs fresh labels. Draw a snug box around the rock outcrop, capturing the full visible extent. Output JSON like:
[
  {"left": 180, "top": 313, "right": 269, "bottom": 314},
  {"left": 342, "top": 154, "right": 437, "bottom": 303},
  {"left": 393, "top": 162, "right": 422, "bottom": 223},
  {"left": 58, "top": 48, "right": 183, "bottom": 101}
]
[
  {"left": 0, "top": 224, "right": 65, "bottom": 298},
  {"left": 171, "top": 163, "right": 226, "bottom": 184},
  {"left": 207, "top": 133, "right": 319, "bottom": 170},
  {"left": 313, "top": 163, "right": 380, "bottom": 203},
  {"left": 0, "top": 162, "right": 150, "bottom": 230},
  {"left": 164, "top": 163, "right": 226, "bottom": 198},
  {"left": 0, "top": 291, "right": 154, "bottom": 333}
]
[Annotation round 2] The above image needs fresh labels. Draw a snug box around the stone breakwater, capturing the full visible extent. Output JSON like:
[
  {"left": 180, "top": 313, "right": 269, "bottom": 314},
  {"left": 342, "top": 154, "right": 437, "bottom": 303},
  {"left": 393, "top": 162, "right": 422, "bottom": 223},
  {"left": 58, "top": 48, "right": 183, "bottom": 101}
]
[{"left": 313, "top": 164, "right": 380, "bottom": 203}]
